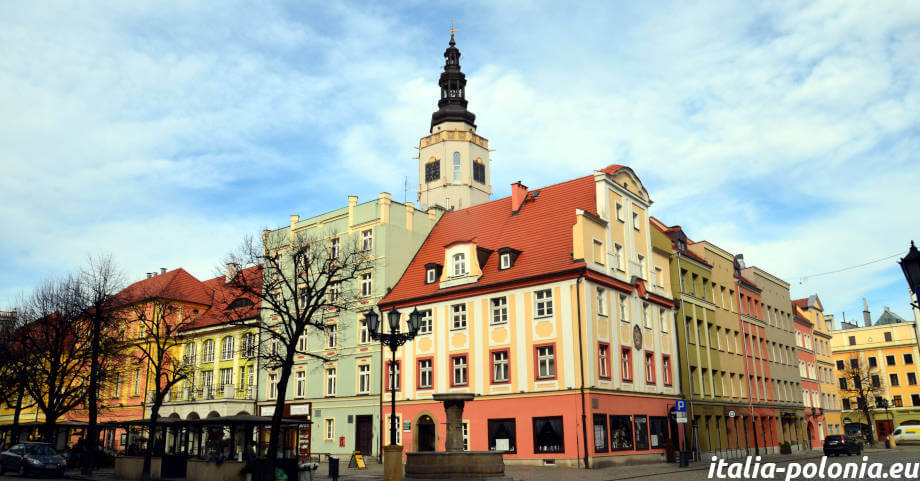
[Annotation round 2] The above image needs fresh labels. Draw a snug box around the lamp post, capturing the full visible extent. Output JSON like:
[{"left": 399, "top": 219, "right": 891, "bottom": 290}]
[
  {"left": 899, "top": 241, "right": 920, "bottom": 310},
  {"left": 366, "top": 306, "right": 422, "bottom": 446}
]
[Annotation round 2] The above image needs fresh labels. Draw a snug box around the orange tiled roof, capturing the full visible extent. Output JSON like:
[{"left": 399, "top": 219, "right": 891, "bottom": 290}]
[
  {"left": 791, "top": 298, "right": 808, "bottom": 308},
  {"left": 113, "top": 268, "right": 212, "bottom": 307},
  {"left": 183, "top": 265, "right": 263, "bottom": 331},
  {"left": 381, "top": 168, "right": 614, "bottom": 306}
]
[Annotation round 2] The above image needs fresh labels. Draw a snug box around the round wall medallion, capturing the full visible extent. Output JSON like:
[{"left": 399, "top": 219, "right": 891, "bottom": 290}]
[{"left": 633, "top": 325, "right": 642, "bottom": 350}]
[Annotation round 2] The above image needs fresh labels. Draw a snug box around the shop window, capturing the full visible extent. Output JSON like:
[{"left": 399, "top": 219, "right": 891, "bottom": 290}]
[
  {"left": 649, "top": 416, "right": 669, "bottom": 449},
  {"left": 532, "top": 416, "right": 564, "bottom": 453},
  {"left": 487, "top": 419, "right": 516, "bottom": 453},
  {"left": 634, "top": 415, "right": 649, "bottom": 450},
  {"left": 593, "top": 414, "right": 608, "bottom": 453},
  {"left": 609, "top": 415, "right": 634, "bottom": 451}
]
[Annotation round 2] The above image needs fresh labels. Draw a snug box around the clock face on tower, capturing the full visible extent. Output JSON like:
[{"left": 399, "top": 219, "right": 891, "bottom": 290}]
[{"left": 633, "top": 325, "right": 643, "bottom": 350}]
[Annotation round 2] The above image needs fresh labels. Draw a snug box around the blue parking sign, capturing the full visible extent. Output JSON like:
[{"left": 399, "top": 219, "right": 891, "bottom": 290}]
[{"left": 676, "top": 400, "right": 687, "bottom": 412}]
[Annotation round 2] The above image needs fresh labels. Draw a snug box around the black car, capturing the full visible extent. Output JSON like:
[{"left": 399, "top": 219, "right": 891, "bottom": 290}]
[
  {"left": 823, "top": 434, "right": 863, "bottom": 456},
  {"left": 0, "top": 442, "right": 67, "bottom": 477}
]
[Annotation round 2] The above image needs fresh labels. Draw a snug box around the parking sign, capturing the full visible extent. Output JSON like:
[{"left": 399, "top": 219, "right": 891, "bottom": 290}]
[{"left": 676, "top": 400, "right": 686, "bottom": 412}]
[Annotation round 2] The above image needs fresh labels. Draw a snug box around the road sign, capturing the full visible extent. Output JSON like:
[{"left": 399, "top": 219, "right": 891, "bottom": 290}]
[
  {"left": 676, "top": 411, "right": 688, "bottom": 424},
  {"left": 675, "top": 400, "right": 687, "bottom": 412},
  {"left": 729, "top": 410, "right": 735, "bottom": 418}
]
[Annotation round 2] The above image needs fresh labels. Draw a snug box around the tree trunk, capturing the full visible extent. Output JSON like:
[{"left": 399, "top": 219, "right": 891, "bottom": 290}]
[
  {"left": 141, "top": 401, "right": 161, "bottom": 481},
  {"left": 266, "top": 356, "right": 295, "bottom": 477},
  {"left": 83, "top": 319, "right": 101, "bottom": 475},
  {"left": 10, "top": 388, "right": 24, "bottom": 445}
]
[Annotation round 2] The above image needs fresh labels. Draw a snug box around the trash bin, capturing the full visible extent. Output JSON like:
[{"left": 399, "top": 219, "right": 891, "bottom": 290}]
[
  {"left": 298, "top": 462, "right": 319, "bottom": 481},
  {"left": 679, "top": 450, "right": 690, "bottom": 467},
  {"left": 886, "top": 438, "right": 891, "bottom": 449},
  {"left": 328, "top": 456, "right": 339, "bottom": 481}
]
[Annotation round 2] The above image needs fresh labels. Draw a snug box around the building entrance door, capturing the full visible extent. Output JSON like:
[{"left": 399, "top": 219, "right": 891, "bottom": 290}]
[
  {"left": 417, "top": 415, "right": 436, "bottom": 451},
  {"left": 355, "top": 415, "right": 373, "bottom": 455},
  {"left": 876, "top": 419, "right": 894, "bottom": 441}
]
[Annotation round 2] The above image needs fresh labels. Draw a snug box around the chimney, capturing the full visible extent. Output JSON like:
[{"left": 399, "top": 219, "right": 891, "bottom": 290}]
[
  {"left": 226, "top": 263, "right": 241, "bottom": 283},
  {"left": 160, "top": 267, "right": 166, "bottom": 275},
  {"left": 825, "top": 314, "right": 835, "bottom": 331},
  {"left": 146, "top": 272, "right": 153, "bottom": 279},
  {"left": 863, "top": 298, "right": 872, "bottom": 327},
  {"left": 511, "top": 181, "right": 528, "bottom": 213}
]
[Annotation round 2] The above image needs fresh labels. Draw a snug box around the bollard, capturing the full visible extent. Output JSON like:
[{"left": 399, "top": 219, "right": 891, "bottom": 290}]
[{"left": 328, "top": 456, "right": 339, "bottom": 481}]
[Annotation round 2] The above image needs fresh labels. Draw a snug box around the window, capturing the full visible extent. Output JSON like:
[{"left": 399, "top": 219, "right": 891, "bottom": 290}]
[
  {"left": 388, "top": 361, "right": 401, "bottom": 391},
  {"left": 594, "top": 414, "right": 608, "bottom": 452},
  {"left": 359, "top": 318, "right": 370, "bottom": 344},
  {"left": 619, "top": 295, "right": 629, "bottom": 323},
  {"left": 621, "top": 348, "right": 633, "bottom": 382},
  {"left": 637, "top": 254, "right": 646, "bottom": 278},
  {"left": 654, "top": 267, "right": 663, "bottom": 287},
  {"left": 473, "top": 159, "right": 486, "bottom": 183},
  {"left": 872, "top": 374, "right": 881, "bottom": 387},
  {"left": 326, "top": 324, "right": 337, "bottom": 349},
  {"left": 906, "top": 354, "right": 914, "bottom": 365},
  {"left": 425, "top": 159, "right": 440, "bottom": 182},
  {"left": 488, "top": 419, "right": 517, "bottom": 453},
  {"left": 908, "top": 372, "right": 917, "bottom": 385},
  {"left": 649, "top": 416, "right": 669, "bottom": 449},
  {"left": 200, "top": 370, "right": 213, "bottom": 398},
  {"left": 535, "top": 289, "right": 554, "bottom": 318},
  {"left": 325, "top": 419, "right": 335, "bottom": 441},
  {"left": 418, "top": 359, "right": 433, "bottom": 389},
  {"left": 632, "top": 211, "right": 640, "bottom": 230},
  {"left": 330, "top": 237, "right": 340, "bottom": 259},
  {"left": 111, "top": 373, "right": 121, "bottom": 398},
  {"left": 890, "top": 373, "right": 900, "bottom": 386},
  {"left": 241, "top": 333, "right": 255, "bottom": 358},
  {"left": 492, "top": 350, "right": 510, "bottom": 383},
  {"left": 452, "top": 355, "right": 468, "bottom": 386},
  {"left": 598, "top": 344, "right": 610, "bottom": 379},
  {"left": 887, "top": 355, "right": 896, "bottom": 366},
  {"left": 462, "top": 421, "right": 470, "bottom": 451},
  {"left": 361, "top": 229, "right": 373, "bottom": 251},
  {"left": 532, "top": 416, "right": 564, "bottom": 453},
  {"left": 220, "top": 367, "right": 233, "bottom": 388},
  {"left": 451, "top": 304, "right": 467, "bottom": 329},
  {"left": 453, "top": 152, "right": 462, "bottom": 182},
  {"left": 842, "top": 398, "right": 851, "bottom": 410},
  {"left": 360, "top": 273, "right": 373, "bottom": 297},
  {"left": 132, "top": 368, "right": 141, "bottom": 396},
  {"left": 893, "top": 395, "right": 903, "bottom": 407},
  {"left": 499, "top": 253, "right": 511, "bottom": 270},
  {"left": 848, "top": 336, "right": 856, "bottom": 345},
  {"left": 358, "top": 364, "right": 371, "bottom": 394},
  {"left": 642, "top": 303, "right": 651, "bottom": 328},
  {"left": 328, "top": 281, "right": 340, "bottom": 303},
  {"left": 615, "top": 202, "right": 623, "bottom": 221},
  {"left": 452, "top": 253, "right": 467, "bottom": 276},
  {"left": 644, "top": 352, "right": 655, "bottom": 383},
  {"left": 614, "top": 244, "right": 624, "bottom": 270},
  {"left": 184, "top": 343, "right": 197, "bottom": 365},
  {"left": 593, "top": 240, "right": 604, "bottom": 264},
  {"left": 884, "top": 331, "right": 893, "bottom": 342},
  {"left": 202, "top": 339, "right": 215, "bottom": 363},
  {"left": 660, "top": 308, "right": 668, "bottom": 333},
  {"left": 850, "top": 358, "right": 859, "bottom": 369},
  {"left": 269, "top": 374, "right": 278, "bottom": 399},
  {"left": 297, "top": 333, "right": 307, "bottom": 352},
  {"left": 836, "top": 360, "right": 845, "bottom": 370},
  {"left": 491, "top": 297, "right": 508, "bottom": 324},
  {"left": 418, "top": 309, "right": 433, "bottom": 334},
  {"left": 869, "top": 357, "right": 878, "bottom": 368},
  {"left": 426, "top": 268, "right": 437, "bottom": 284},
  {"left": 662, "top": 355, "right": 672, "bottom": 386},
  {"left": 536, "top": 345, "right": 555, "bottom": 379},
  {"left": 913, "top": 394, "right": 920, "bottom": 407},
  {"left": 137, "top": 324, "right": 145, "bottom": 338},
  {"left": 610, "top": 415, "right": 634, "bottom": 450},
  {"left": 596, "top": 287, "right": 607, "bottom": 316},
  {"left": 221, "top": 336, "right": 235, "bottom": 360},
  {"left": 325, "top": 367, "right": 336, "bottom": 396},
  {"left": 634, "top": 415, "right": 649, "bottom": 450}
]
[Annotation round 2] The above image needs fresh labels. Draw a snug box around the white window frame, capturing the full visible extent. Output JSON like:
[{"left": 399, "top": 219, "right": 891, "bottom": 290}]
[
  {"left": 360, "top": 272, "right": 373, "bottom": 297},
  {"left": 451, "top": 303, "right": 467, "bottom": 330},
  {"left": 596, "top": 287, "right": 607, "bottom": 316},
  {"left": 242, "top": 333, "right": 255, "bottom": 358},
  {"left": 619, "top": 295, "right": 629, "bottom": 323},
  {"left": 452, "top": 253, "right": 467, "bottom": 277},
  {"left": 325, "top": 418, "right": 335, "bottom": 441},
  {"left": 359, "top": 319, "right": 370, "bottom": 344},
  {"left": 426, "top": 268, "right": 437, "bottom": 284},
  {"left": 614, "top": 243, "right": 624, "bottom": 271},
  {"left": 491, "top": 297, "right": 508, "bottom": 324},
  {"left": 493, "top": 350, "right": 509, "bottom": 383},
  {"left": 598, "top": 345, "right": 609, "bottom": 378},
  {"left": 452, "top": 356, "right": 468, "bottom": 385},
  {"left": 660, "top": 308, "right": 669, "bottom": 333},
  {"left": 537, "top": 345, "right": 555, "bottom": 379},
  {"left": 325, "top": 367, "right": 337, "bottom": 396},
  {"left": 221, "top": 336, "right": 235, "bottom": 361},
  {"left": 330, "top": 237, "right": 340, "bottom": 258},
  {"left": 615, "top": 202, "right": 623, "bottom": 222},
  {"left": 632, "top": 211, "right": 640, "bottom": 230},
  {"left": 132, "top": 368, "right": 141, "bottom": 396},
  {"left": 269, "top": 373, "right": 278, "bottom": 399},
  {"left": 361, "top": 229, "right": 373, "bottom": 251},
  {"left": 419, "top": 359, "right": 433, "bottom": 389},
  {"left": 220, "top": 367, "right": 233, "bottom": 387},
  {"left": 534, "top": 289, "right": 554, "bottom": 318},
  {"left": 358, "top": 364, "right": 371, "bottom": 394},
  {"left": 500, "top": 253, "right": 511, "bottom": 269},
  {"left": 326, "top": 323, "right": 338, "bottom": 349},
  {"left": 418, "top": 309, "right": 433, "bottom": 334},
  {"left": 296, "top": 370, "right": 306, "bottom": 398},
  {"left": 202, "top": 339, "right": 215, "bottom": 363}
]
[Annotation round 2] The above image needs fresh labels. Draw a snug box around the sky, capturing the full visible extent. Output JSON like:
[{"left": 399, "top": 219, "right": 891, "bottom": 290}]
[{"left": 1, "top": 1, "right": 918, "bottom": 323}]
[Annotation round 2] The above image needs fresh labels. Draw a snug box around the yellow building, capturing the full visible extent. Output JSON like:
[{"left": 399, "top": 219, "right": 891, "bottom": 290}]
[
  {"left": 830, "top": 314, "right": 920, "bottom": 440},
  {"left": 793, "top": 295, "right": 843, "bottom": 437}
]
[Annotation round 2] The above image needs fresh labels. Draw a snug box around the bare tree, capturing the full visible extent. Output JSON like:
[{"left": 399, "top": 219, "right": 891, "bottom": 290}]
[
  {"left": 127, "top": 297, "right": 198, "bottom": 481},
  {"left": 12, "top": 276, "right": 92, "bottom": 442},
  {"left": 0, "top": 308, "right": 34, "bottom": 447},
  {"left": 74, "top": 255, "right": 126, "bottom": 474},
  {"left": 840, "top": 357, "right": 884, "bottom": 442},
  {"left": 221, "top": 229, "right": 371, "bottom": 470}
]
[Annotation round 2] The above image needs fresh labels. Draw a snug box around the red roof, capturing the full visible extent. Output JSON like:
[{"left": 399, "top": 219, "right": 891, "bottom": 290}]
[
  {"left": 184, "top": 265, "right": 263, "bottom": 331},
  {"left": 113, "top": 268, "right": 212, "bottom": 307},
  {"left": 382, "top": 169, "right": 608, "bottom": 306},
  {"left": 791, "top": 298, "right": 808, "bottom": 308}
]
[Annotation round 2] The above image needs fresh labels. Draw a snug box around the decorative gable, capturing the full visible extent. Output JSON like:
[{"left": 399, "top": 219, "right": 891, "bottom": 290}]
[{"left": 440, "top": 241, "right": 490, "bottom": 288}]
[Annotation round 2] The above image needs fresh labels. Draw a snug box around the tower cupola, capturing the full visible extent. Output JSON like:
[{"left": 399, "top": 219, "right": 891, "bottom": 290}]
[{"left": 430, "top": 33, "right": 476, "bottom": 131}]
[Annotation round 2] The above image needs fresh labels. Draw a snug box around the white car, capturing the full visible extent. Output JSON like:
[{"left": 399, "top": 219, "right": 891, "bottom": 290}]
[{"left": 892, "top": 426, "right": 920, "bottom": 444}]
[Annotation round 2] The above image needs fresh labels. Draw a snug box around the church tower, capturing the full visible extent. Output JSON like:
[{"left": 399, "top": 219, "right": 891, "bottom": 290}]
[{"left": 417, "top": 33, "right": 492, "bottom": 211}]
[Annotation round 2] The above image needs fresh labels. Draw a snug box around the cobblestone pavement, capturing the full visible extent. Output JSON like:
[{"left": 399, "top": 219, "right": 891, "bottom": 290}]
[{"left": 1, "top": 445, "right": 915, "bottom": 480}]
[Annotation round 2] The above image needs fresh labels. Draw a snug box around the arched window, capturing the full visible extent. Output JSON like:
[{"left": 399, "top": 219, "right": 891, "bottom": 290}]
[
  {"left": 202, "top": 339, "right": 215, "bottom": 363},
  {"left": 184, "top": 342, "right": 197, "bottom": 365},
  {"left": 453, "top": 152, "right": 462, "bottom": 183},
  {"left": 241, "top": 332, "right": 255, "bottom": 358},
  {"left": 221, "top": 336, "right": 235, "bottom": 360},
  {"left": 453, "top": 253, "right": 467, "bottom": 277}
]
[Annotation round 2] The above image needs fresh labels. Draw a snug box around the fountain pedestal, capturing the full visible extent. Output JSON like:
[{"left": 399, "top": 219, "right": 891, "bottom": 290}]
[{"left": 404, "top": 393, "right": 511, "bottom": 480}]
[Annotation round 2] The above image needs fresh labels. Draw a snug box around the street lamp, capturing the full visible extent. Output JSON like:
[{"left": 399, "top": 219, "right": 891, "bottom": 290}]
[
  {"left": 366, "top": 306, "right": 422, "bottom": 446},
  {"left": 899, "top": 241, "right": 920, "bottom": 309}
]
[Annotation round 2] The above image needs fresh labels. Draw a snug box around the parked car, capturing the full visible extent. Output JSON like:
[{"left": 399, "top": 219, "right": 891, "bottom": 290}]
[
  {"left": 892, "top": 426, "right": 920, "bottom": 444},
  {"left": 0, "top": 442, "right": 67, "bottom": 477},
  {"left": 823, "top": 434, "right": 863, "bottom": 456}
]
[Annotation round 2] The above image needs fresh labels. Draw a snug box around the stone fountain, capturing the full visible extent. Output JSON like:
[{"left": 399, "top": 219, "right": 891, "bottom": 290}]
[{"left": 404, "top": 393, "right": 511, "bottom": 480}]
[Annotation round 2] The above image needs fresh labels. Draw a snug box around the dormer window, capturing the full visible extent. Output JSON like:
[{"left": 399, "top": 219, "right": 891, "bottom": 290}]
[
  {"left": 426, "top": 268, "right": 436, "bottom": 284},
  {"left": 496, "top": 247, "right": 521, "bottom": 270},
  {"left": 500, "top": 253, "right": 511, "bottom": 270},
  {"left": 452, "top": 253, "right": 467, "bottom": 277}
]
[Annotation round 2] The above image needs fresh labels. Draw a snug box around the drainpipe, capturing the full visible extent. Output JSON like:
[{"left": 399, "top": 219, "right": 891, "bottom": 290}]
[{"left": 575, "top": 274, "right": 590, "bottom": 469}]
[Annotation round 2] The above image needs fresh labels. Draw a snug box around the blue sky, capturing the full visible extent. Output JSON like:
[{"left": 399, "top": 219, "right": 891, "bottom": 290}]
[{"left": 1, "top": 1, "right": 918, "bottom": 323}]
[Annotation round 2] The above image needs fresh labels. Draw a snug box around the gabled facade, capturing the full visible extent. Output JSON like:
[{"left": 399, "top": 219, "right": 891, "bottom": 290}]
[
  {"left": 792, "top": 295, "right": 842, "bottom": 440},
  {"left": 256, "top": 194, "right": 441, "bottom": 458},
  {"left": 379, "top": 165, "right": 678, "bottom": 467},
  {"left": 793, "top": 311, "right": 823, "bottom": 447}
]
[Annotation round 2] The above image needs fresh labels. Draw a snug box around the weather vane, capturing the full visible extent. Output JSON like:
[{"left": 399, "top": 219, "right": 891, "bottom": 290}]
[{"left": 450, "top": 19, "right": 458, "bottom": 37}]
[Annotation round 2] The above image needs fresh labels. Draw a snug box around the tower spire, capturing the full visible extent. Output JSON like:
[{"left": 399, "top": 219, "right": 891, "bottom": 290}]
[{"left": 430, "top": 30, "right": 476, "bottom": 132}]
